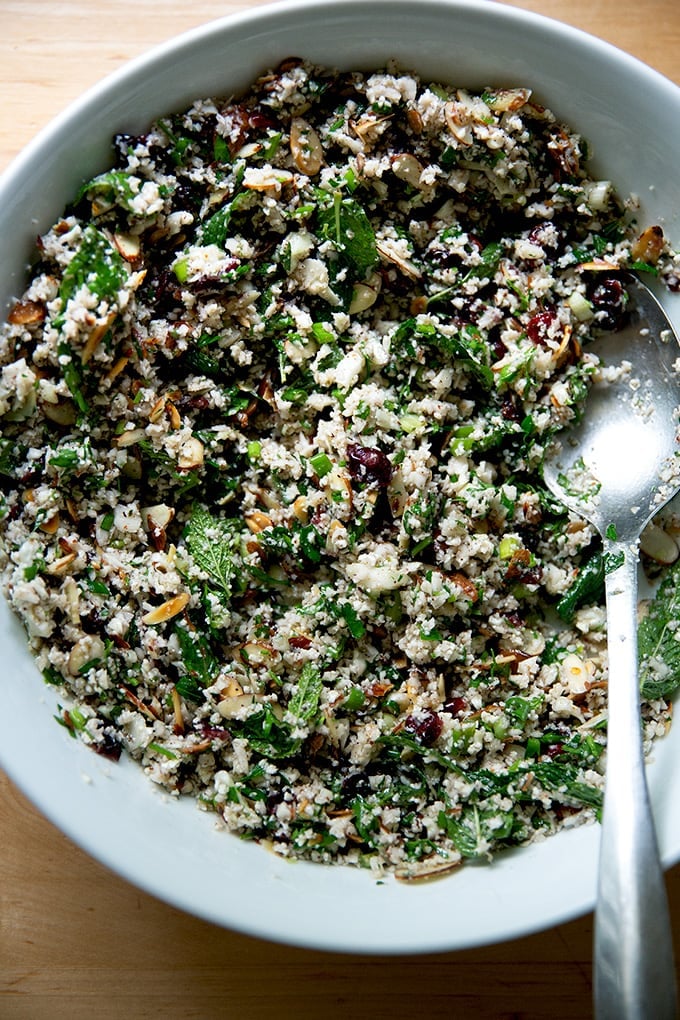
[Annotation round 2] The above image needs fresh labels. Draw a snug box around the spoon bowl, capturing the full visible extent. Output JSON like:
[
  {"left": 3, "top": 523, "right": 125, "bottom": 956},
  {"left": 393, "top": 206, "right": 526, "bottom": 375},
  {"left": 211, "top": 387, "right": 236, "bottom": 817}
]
[{"left": 543, "top": 276, "right": 680, "bottom": 1019}]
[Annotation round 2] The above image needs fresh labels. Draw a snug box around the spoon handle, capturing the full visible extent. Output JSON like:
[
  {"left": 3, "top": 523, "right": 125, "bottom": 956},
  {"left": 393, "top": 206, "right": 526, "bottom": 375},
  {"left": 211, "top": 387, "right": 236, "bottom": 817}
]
[{"left": 594, "top": 542, "right": 677, "bottom": 1020}]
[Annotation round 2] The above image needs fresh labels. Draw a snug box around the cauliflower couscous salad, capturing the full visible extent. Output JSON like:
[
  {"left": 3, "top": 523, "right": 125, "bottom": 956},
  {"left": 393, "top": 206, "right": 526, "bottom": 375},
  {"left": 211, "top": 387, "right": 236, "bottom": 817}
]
[{"left": 1, "top": 60, "right": 679, "bottom": 879}]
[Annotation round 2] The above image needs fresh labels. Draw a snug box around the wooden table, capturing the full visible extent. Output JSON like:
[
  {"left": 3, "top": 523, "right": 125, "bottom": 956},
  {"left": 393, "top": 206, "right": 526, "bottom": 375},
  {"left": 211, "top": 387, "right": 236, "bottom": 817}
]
[{"left": 1, "top": 2, "right": 679, "bottom": 1017}]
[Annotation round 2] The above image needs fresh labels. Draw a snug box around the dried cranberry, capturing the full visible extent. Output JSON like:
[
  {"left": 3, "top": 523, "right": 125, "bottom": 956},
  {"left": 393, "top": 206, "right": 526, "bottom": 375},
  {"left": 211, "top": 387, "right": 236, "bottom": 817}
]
[
  {"left": 543, "top": 742, "right": 564, "bottom": 759},
  {"left": 444, "top": 697, "right": 467, "bottom": 717},
  {"left": 500, "top": 394, "right": 522, "bottom": 421},
  {"left": 526, "top": 310, "right": 557, "bottom": 346},
  {"left": 404, "top": 711, "right": 443, "bottom": 747},
  {"left": 200, "top": 723, "right": 231, "bottom": 742},
  {"left": 589, "top": 276, "right": 627, "bottom": 331},
  {"left": 347, "top": 443, "right": 393, "bottom": 488},
  {"left": 527, "top": 221, "right": 563, "bottom": 255},
  {"left": 93, "top": 732, "right": 123, "bottom": 761},
  {"left": 289, "top": 635, "right": 312, "bottom": 649}
]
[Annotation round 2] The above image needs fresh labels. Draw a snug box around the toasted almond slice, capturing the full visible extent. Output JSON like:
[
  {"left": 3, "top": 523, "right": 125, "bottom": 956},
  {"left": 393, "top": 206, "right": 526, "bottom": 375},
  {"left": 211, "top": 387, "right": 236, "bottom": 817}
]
[
  {"left": 39, "top": 512, "right": 60, "bottom": 535},
  {"left": 47, "top": 551, "right": 77, "bottom": 575},
  {"left": 406, "top": 108, "right": 423, "bottom": 134},
  {"left": 105, "top": 355, "right": 130, "bottom": 384},
  {"left": 142, "top": 592, "right": 190, "bottom": 625},
  {"left": 578, "top": 258, "right": 619, "bottom": 271},
  {"left": 395, "top": 857, "right": 461, "bottom": 882},
  {"left": 245, "top": 509, "right": 273, "bottom": 533},
  {"left": 290, "top": 117, "right": 323, "bottom": 175},
  {"left": 444, "top": 101, "right": 473, "bottom": 146},
  {"left": 640, "top": 522, "right": 679, "bottom": 564},
  {"left": 292, "top": 496, "right": 309, "bottom": 524},
  {"left": 238, "top": 642, "right": 278, "bottom": 666},
  {"left": 115, "top": 427, "right": 146, "bottom": 448},
  {"left": 217, "top": 693, "right": 258, "bottom": 720},
  {"left": 81, "top": 315, "right": 115, "bottom": 365},
  {"left": 148, "top": 396, "right": 166, "bottom": 423},
  {"left": 171, "top": 687, "right": 184, "bottom": 734},
  {"left": 485, "top": 87, "right": 532, "bottom": 112},
  {"left": 631, "top": 224, "right": 665, "bottom": 266},
  {"left": 376, "top": 239, "right": 421, "bottom": 280},
  {"left": 8, "top": 299, "right": 46, "bottom": 325},
  {"left": 167, "top": 400, "right": 181, "bottom": 430},
  {"left": 113, "top": 232, "right": 141, "bottom": 262},
  {"left": 391, "top": 153, "right": 424, "bottom": 188},
  {"left": 177, "top": 436, "right": 204, "bottom": 470}
]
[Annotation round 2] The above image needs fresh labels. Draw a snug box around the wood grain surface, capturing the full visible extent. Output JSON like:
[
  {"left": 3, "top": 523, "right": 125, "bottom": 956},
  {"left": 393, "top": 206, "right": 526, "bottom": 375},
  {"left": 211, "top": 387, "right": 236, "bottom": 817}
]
[{"left": 1, "top": 2, "right": 679, "bottom": 1018}]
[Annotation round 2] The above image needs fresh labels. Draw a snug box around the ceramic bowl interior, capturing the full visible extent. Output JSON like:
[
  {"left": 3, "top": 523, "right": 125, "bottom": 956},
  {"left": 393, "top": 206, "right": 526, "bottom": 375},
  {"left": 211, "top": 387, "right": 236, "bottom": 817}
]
[{"left": 1, "top": 0, "right": 679, "bottom": 953}]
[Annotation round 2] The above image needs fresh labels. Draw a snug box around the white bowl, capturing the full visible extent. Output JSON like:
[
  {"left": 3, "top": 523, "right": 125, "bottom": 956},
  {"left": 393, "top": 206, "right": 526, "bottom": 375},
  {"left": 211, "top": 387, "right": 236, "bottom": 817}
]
[{"left": 1, "top": 0, "right": 679, "bottom": 954}]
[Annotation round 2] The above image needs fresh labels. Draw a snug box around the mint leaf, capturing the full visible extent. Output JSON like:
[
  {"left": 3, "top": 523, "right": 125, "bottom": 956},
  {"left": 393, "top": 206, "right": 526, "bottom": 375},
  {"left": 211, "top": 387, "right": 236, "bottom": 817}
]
[
  {"left": 54, "top": 225, "right": 127, "bottom": 330},
  {"left": 639, "top": 558, "right": 680, "bottom": 700},
  {"left": 288, "top": 663, "right": 323, "bottom": 724},
  {"left": 184, "top": 505, "right": 240, "bottom": 601},
  {"left": 317, "top": 194, "right": 378, "bottom": 276}
]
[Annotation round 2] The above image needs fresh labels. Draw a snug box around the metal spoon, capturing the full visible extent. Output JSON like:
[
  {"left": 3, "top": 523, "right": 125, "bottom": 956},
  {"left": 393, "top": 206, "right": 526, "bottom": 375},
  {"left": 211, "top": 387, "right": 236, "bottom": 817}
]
[{"left": 543, "top": 276, "right": 679, "bottom": 1020}]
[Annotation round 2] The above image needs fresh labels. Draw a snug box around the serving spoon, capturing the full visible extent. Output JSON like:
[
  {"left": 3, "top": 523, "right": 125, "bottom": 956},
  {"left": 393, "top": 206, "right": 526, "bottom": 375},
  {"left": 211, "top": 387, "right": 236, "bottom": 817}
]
[{"left": 543, "top": 276, "right": 679, "bottom": 1020}]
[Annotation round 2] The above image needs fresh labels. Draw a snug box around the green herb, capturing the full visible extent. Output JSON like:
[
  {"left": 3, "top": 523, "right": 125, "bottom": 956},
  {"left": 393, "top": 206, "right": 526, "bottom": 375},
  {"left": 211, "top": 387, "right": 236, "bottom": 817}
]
[
  {"left": 147, "top": 742, "right": 178, "bottom": 760},
  {"left": 288, "top": 663, "right": 323, "bottom": 724},
  {"left": 77, "top": 170, "right": 139, "bottom": 214},
  {"left": 504, "top": 694, "right": 543, "bottom": 727},
  {"left": 175, "top": 620, "right": 219, "bottom": 691},
  {"left": 309, "top": 452, "right": 333, "bottom": 477},
  {"left": 639, "top": 557, "right": 680, "bottom": 700},
  {"left": 184, "top": 505, "right": 241, "bottom": 601},
  {"left": 54, "top": 225, "right": 127, "bottom": 329},
  {"left": 555, "top": 549, "right": 623, "bottom": 621},
  {"left": 317, "top": 193, "right": 378, "bottom": 276}
]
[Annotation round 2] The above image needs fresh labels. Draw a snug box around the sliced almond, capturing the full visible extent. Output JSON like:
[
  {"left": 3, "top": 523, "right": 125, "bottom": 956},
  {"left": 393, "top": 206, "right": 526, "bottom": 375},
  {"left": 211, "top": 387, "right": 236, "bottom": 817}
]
[
  {"left": 217, "top": 693, "right": 258, "bottom": 720},
  {"left": 177, "top": 436, "right": 204, "bottom": 470},
  {"left": 148, "top": 396, "right": 166, "bottom": 423},
  {"left": 376, "top": 239, "right": 421, "bottom": 280},
  {"left": 243, "top": 167, "right": 294, "bottom": 192},
  {"left": 245, "top": 509, "right": 273, "bottom": 533},
  {"left": 47, "top": 551, "right": 77, "bottom": 575},
  {"left": 485, "top": 87, "right": 532, "bottom": 112},
  {"left": 395, "top": 857, "right": 461, "bottom": 882},
  {"left": 640, "top": 522, "right": 679, "bottom": 564},
  {"left": 444, "top": 101, "right": 473, "bottom": 147},
  {"left": 81, "top": 315, "right": 115, "bottom": 365},
  {"left": 238, "top": 642, "right": 277, "bottom": 666},
  {"left": 39, "top": 512, "right": 60, "bottom": 535},
  {"left": 166, "top": 401, "right": 181, "bottom": 430},
  {"left": 68, "top": 634, "right": 105, "bottom": 676},
  {"left": 171, "top": 687, "right": 184, "bottom": 734},
  {"left": 8, "top": 299, "right": 46, "bottom": 325},
  {"left": 290, "top": 117, "right": 323, "bottom": 176},
  {"left": 115, "top": 427, "right": 146, "bottom": 448},
  {"left": 391, "top": 153, "right": 425, "bottom": 189},
  {"left": 631, "top": 224, "right": 665, "bottom": 266},
  {"left": 222, "top": 676, "right": 245, "bottom": 698},
  {"left": 105, "top": 355, "right": 130, "bottom": 384},
  {"left": 292, "top": 496, "right": 309, "bottom": 524},
  {"left": 113, "top": 232, "right": 141, "bottom": 262},
  {"left": 142, "top": 592, "right": 190, "bottom": 625},
  {"left": 406, "top": 108, "right": 423, "bottom": 134}
]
